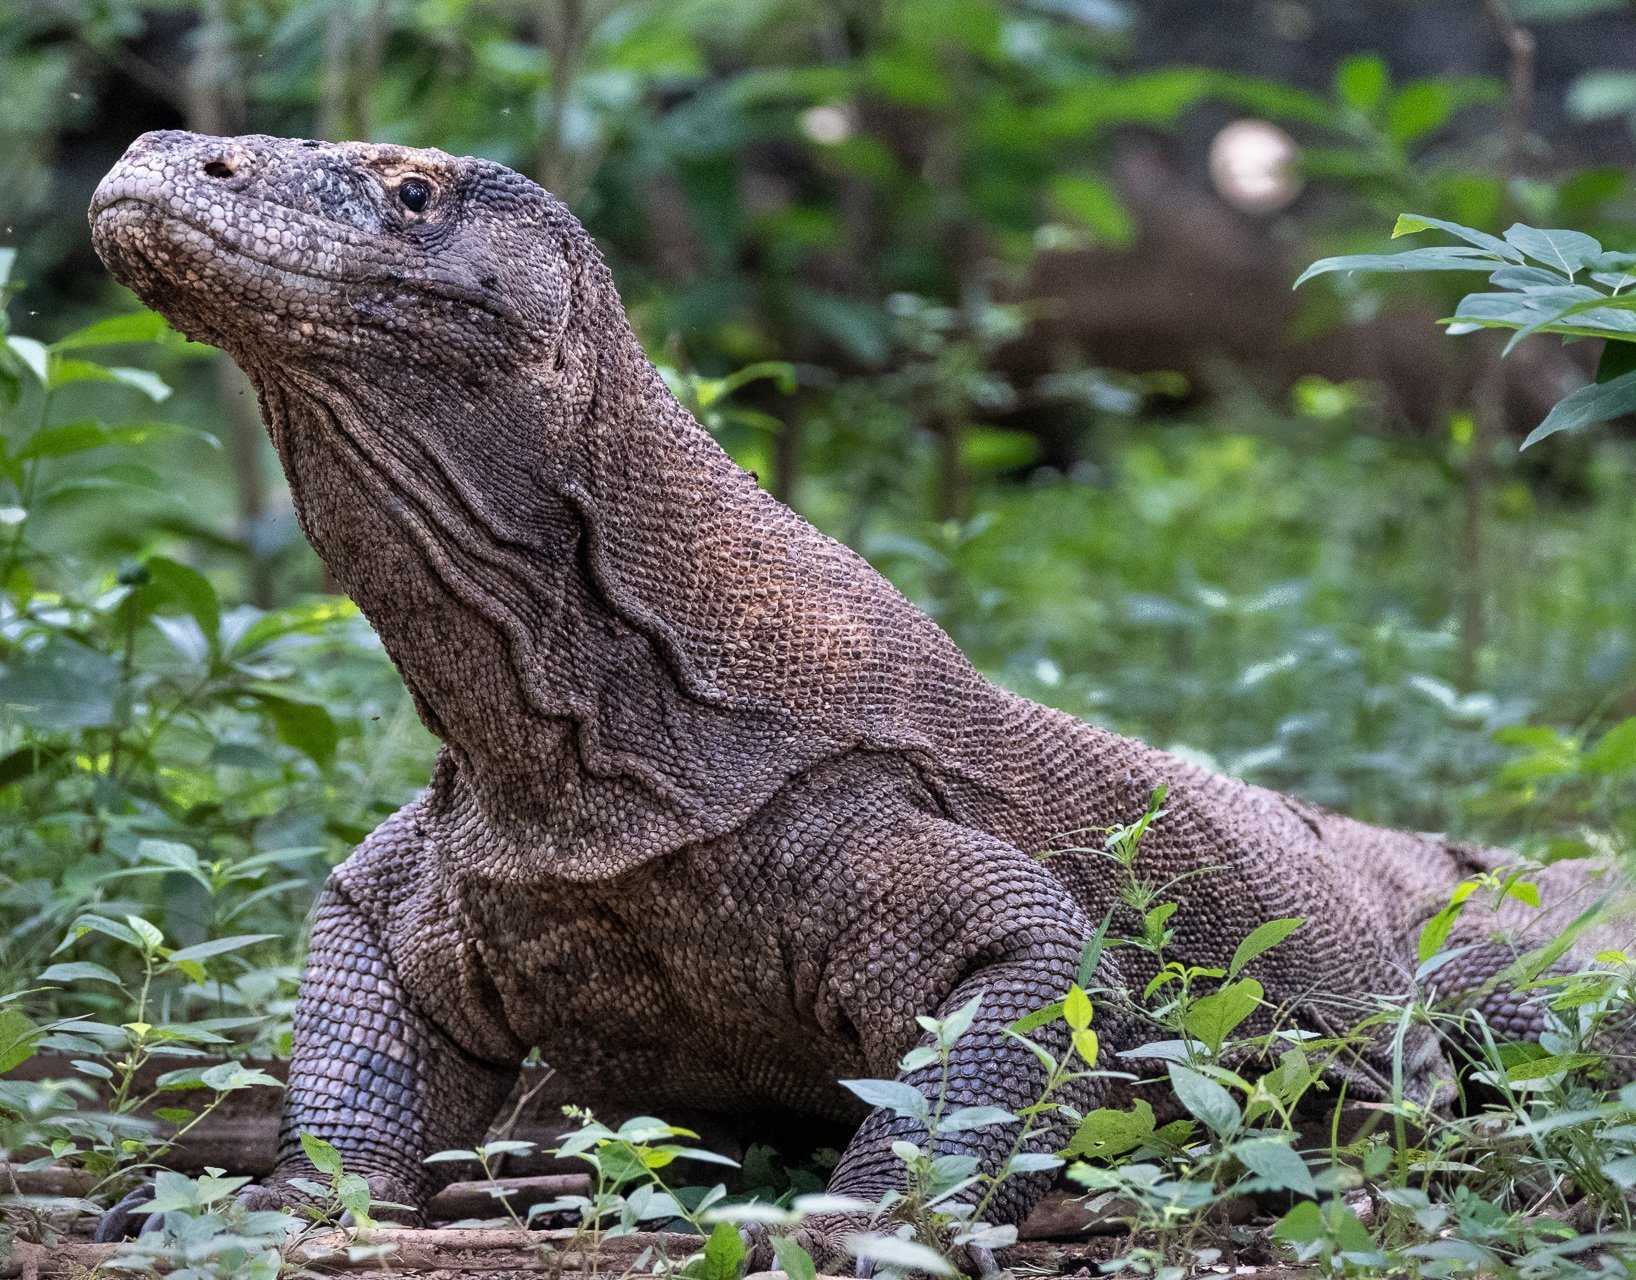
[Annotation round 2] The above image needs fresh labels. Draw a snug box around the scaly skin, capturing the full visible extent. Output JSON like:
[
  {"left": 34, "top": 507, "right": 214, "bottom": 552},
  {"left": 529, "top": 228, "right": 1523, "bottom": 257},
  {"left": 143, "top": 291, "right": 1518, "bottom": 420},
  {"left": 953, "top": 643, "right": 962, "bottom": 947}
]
[{"left": 88, "top": 132, "right": 1631, "bottom": 1262}]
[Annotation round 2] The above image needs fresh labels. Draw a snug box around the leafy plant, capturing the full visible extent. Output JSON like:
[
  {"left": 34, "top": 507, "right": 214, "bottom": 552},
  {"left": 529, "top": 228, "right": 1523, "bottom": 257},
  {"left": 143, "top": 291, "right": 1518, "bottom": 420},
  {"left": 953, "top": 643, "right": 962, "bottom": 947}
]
[
  {"left": 425, "top": 1108, "right": 743, "bottom": 1275},
  {"left": 1297, "top": 215, "right": 1636, "bottom": 447}
]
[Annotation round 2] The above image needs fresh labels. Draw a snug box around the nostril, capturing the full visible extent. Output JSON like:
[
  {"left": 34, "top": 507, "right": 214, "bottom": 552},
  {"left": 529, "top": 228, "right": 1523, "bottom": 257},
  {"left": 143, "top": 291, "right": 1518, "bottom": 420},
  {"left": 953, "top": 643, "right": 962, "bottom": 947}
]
[{"left": 202, "top": 159, "right": 235, "bottom": 180}]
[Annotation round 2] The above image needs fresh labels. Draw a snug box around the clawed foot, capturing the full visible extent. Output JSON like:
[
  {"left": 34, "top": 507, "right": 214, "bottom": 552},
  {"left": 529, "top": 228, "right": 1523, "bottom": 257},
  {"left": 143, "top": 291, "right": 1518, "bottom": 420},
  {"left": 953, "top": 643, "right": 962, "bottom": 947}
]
[{"left": 92, "top": 1183, "right": 160, "bottom": 1242}]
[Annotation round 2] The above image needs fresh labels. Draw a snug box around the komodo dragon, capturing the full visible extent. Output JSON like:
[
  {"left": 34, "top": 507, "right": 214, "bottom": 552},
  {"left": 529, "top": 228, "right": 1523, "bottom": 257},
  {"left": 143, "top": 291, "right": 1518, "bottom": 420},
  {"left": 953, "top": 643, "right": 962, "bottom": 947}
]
[{"left": 88, "top": 131, "right": 1630, "bottom": 1265}]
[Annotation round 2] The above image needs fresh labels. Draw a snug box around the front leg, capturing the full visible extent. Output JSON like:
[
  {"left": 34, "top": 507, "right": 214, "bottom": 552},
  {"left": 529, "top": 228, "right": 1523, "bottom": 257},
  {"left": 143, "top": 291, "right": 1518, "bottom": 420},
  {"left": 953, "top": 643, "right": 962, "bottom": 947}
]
[
  {"left": 255, "top": 876, "right": 522, "bottom": 1217},
  {"left": 96, "top": 874, "right": 519, "bottom": 1240},
  {"left": 801, "top": 817, "right": 1127, "bottom": 1270}
]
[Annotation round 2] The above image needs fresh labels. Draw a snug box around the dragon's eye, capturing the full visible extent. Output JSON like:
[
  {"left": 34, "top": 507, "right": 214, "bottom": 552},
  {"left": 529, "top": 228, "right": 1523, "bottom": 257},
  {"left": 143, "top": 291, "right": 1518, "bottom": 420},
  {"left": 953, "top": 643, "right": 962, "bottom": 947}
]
[{"left": 398, "top": 178, "right": 432, "bottom": 213}]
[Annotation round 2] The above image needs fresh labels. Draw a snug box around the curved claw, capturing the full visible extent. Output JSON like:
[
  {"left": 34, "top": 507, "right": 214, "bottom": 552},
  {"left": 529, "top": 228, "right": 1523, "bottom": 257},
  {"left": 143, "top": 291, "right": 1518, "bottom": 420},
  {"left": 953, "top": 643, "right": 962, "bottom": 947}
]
[
  {"left": 93, "top": 1183, "right": 160, "bottom": 1243},
  {"left": 968, "top": 1244, "right": 1000, "bottom": 1278}
]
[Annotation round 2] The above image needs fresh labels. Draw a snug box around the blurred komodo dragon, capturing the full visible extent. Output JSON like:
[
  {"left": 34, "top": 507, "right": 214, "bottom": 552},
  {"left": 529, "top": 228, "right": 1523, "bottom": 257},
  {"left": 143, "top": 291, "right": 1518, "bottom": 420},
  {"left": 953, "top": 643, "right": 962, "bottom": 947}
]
[{"left": 89, "top": 131, "right": 1631, "bottom": 1268}]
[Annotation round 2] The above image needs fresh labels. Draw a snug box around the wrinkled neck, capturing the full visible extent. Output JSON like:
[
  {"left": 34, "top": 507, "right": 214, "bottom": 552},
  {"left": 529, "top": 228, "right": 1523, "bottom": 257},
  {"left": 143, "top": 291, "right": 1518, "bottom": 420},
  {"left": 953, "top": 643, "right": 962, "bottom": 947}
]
[{"left": 254, "top": 344, "right": 792, "bottom": 837}]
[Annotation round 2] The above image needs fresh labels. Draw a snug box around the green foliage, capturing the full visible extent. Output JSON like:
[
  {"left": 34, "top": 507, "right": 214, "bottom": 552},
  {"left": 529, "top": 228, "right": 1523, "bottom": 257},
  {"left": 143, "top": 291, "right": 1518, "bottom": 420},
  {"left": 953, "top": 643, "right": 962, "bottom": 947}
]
[
  {"left": 96, "top": 1168, "right": 298, "bottom": 1279},
  {"left": 1299, "top": 215, "right": 1636, "bottom": 447}
]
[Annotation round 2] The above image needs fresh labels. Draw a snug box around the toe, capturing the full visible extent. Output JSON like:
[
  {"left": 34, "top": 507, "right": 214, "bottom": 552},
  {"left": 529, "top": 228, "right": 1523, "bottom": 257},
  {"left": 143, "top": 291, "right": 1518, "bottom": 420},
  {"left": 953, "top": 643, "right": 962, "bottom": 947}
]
[{"left": 92, "top": 1184, "right": 157, "bottom": 1243}]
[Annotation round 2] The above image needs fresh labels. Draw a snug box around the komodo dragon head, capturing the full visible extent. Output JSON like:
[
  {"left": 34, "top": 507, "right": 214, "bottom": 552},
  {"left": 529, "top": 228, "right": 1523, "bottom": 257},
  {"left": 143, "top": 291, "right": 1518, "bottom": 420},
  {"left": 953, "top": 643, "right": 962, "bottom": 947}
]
[{"left": 90, "top": 130, "right": 598, "bottom": 382}]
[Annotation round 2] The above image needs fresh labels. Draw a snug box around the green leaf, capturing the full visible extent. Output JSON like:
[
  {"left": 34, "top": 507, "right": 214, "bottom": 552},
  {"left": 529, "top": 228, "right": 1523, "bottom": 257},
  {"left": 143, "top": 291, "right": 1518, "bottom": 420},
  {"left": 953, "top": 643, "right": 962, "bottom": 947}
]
[
  {"left": 1294, "top": 246, "right": 1502, "bottom": 289},
  {"left": 1273, "top": 1199, "right": 1324, "bottom": 1244},
  {"left": 1063, "top": 1100, "right": 1156, "bottom": 1160},
  {"left": 57, "top": 913, "right": 141, "bottom": 951},
  {"left": 132, "top": 837, "right": 208, "bottom": 884},
  {"left": 300, "top": 1131, "right": 344, "bottom": 1177},
  {"left": 1505, "top": 224, "right": 1603, "bottom": 274},
  {"left": 143, "top": 1170, "right": 250, "bottom": 1215},
  {"left": 1391, "top": 213, "right": 1520, "bottom": 261},
  {"left": 1009, "top": 1000, "right": 1065, "bottom": 1035},
  {"left": 1076, "top": 911, "right": 1112, "bottom": 988},
  {"left": 941, "top": 1105, "right": 1017, "bottom": 1133},
  {"left": 1504, "top": 1052, "right": 1604, "bottom": 1082},
  {"left": 1386, "top": 81, "right": 1454, "bottom": 144},
  {"left": 16, "top": 419, "right": 217, "bottom": 461},
  {"left": 1003, "top": 1152, "right": 1063, "bottom": 1175},
  {"left": 962, "top": 427, "right": 1040, "bottom": 474},
  {"left": 1167, "top": 1063, "right": 1240, "bottom": 1138},
  {"left": 849, "top": 1234, "right": 955, "bottom": 1277},
  {"left": 7, "top": 336, "right": 48, "bottom": 384},
  {"left": 1417, "top": 903, "right": 1463, "bottom": 964},
  {"left": 422, "top": 1149, "right": 479, "bottom": 1164},
  {"left": 1497, "top": 290, "right": 1636, "bottom": 355},
  {"left": 198, "top": 1061, "right": 282, "bottom": 1091},
  {"left": 230, "top": 597, "right": 359, "bottom": 656},
  {"left": 1522, "top": 368, "right": 1636, "bottom": 449},
  {"left": 1233, "top": 1136, "right": 1316, "bottom": 1196},
  {"left": 246, "top": 690, "right": 340, "bottom": 766},
  {"left": 166, "top": 934, "right": 278, "bottom": 965},
  {"left": 44, "top": 357, "right": 172, "bottom": 401},
  {"left": 1605, "top": 1155, "right": 1636, "bottom": 1189},
  {"left": 16, "top": 420, "right": 114, "bottom": 460},
  {"left": 1448, "top": 291, "right": 1636, "bottom": 343},
  {"left": 37, "top": 961, "right": 125, "bottom": 987},
  {"left": 1063, "top": 984, "right": 1093, "bottom": 1031},
  {"left": 1182, "top": 978, "right": 1263, "bottom": 1054},
  {"left": 1228, "top": 917, "right": 1304, "bottom": 976},
  {"left": 933, "top": 992, "right": 982, "bottom": 1045},
  {"left": 689, "top": 1221, "right": 747, "bottom": 1280},
  {"left": 1489, "top": 265, "right": 1570, "bottom": 290},
  {"left": 1335, "top": 54, "right": 1388, "bottom": 113},
  {"left": 50, "top": 311, "right": 175, "bottom": 352},
  {"left": 476, "top": 1139, "right": 538, "bottom": 1157},
  {"left": 1049, "top": 174, "right": 1133, "bottom": 245},
  {"left": 0, "top": 1008, "right": 40, "bottom": 1073},
  {"left": 141, "top": 555, "right": 221, "bottom": 647},
  {"left": 337, "top": 1171, "right": 373, "bottom": 1219},
  {"left": 1584, "top": 717, "right": 1636, "bottom": 774},
  {"left": 125, "top": 915, "right": 165, "bottom": 952},
  {"left": 771, "top": 1237, "right": 818, "bottom": 1280},
  {"left": 839, "top": 1078, "right": 928, "bottom": 1122}
]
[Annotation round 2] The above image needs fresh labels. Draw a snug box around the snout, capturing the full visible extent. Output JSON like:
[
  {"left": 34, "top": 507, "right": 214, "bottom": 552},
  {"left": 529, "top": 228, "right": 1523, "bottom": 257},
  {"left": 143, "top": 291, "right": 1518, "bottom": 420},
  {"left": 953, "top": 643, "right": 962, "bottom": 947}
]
[
  {"left": 90, "top": 131, "right": 254, "bottom": 228},
  {"left": 89, "top": 131, "right": 274, "bottom": 340}
]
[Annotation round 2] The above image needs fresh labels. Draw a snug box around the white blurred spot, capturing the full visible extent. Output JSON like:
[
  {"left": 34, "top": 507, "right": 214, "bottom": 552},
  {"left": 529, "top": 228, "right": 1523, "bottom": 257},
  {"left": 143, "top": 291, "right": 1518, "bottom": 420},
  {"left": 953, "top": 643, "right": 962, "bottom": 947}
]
[
  {"left": 1208, "top": 119, "right": 1301, "bottom": 214},
  {"left": 800, "top": 105, "right": 852, "bottom": 146}
]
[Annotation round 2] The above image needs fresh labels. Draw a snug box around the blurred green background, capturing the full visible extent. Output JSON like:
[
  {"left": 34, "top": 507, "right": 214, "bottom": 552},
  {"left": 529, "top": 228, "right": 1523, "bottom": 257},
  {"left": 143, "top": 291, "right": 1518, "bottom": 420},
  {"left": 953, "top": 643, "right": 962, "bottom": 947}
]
[{"left": 3, "top": 0, "right": 1636, "bottom": 999}]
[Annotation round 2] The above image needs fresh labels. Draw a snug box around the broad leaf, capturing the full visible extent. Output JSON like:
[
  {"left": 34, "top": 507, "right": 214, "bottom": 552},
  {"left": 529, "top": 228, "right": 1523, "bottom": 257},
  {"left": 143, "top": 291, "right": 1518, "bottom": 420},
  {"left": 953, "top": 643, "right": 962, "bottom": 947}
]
[
  {"left": 50, "top": 311, "right": 174, "bottom": 351},
  {"left": 1294, "top": 246, "right": 1502, "bottom": 289},
  {"left": 1229, "top": 917, "right": 1303, "bottom": 976},
  {"left": 1167, "top": 1063, "right": 1241, "bottom": 1137},
  {"left": 1233, "top": 1136, "right": 1316, "bottom": 1195},
  {"left": 1522, "top": 368, "right": 1636, "bottom": 448},
  {"left": 1182, "top": 978, "right": 1263, "bottom": 1054},
  {"left": 839, "top": 1077, "right": 929, "bottom": 1122},
  {"left": 1063, "top": 1100, "right": 1156, "bottom": 1160},
  {"left": 37, "top": 961, "right": 124, "bottom": 987},
  {"left": 300, "top": 1131, "right": 344, "bottom": 1177},
  {"left": 849, "top": 1234, "right": 956, "bottom": 1277},
  {"left": 1584, "top": 718, "right": 1636, "bottom": 774},
  {"left": 1504, "top": 224, "right": 1603, "bottom": 274},
  {"left": 1392, "top": 213, "right": 1519, "bottom": 261},
  {"left": 166, "top": 934, "right": 278, "bottom": 965}
]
